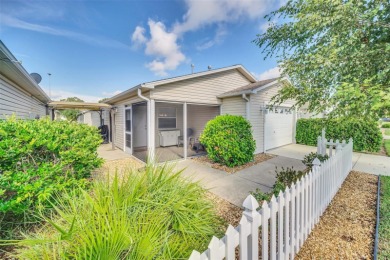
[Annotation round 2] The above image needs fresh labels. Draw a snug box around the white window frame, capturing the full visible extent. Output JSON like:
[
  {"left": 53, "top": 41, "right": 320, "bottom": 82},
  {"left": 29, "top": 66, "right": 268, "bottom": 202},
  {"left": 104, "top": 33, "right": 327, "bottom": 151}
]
[{"left": 157, "top": 107, "right": 177, "bottom": 129}]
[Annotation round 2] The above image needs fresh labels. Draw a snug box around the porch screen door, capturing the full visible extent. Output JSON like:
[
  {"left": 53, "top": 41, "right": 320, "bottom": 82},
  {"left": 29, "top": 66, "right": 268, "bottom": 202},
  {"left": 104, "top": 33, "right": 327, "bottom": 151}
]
[{"left": 125, "top": 107, "right": 132, "bottom": 154}]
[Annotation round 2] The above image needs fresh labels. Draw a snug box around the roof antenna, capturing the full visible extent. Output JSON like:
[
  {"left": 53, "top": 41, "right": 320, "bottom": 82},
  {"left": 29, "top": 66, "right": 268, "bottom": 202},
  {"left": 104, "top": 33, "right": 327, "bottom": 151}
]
[
  {"left": 208, "top": 65, "right": 212, "bottom": 70},
  {"left": 191, "top": 64, "right": 195, "bottom": 74}
]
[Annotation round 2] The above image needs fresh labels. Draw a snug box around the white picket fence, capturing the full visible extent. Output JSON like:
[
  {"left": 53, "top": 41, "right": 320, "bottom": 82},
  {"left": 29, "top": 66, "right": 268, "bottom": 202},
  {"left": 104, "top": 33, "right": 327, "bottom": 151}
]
[
  {"left": 317, "top": 129, "right": 349, "bottom": 157},
  {"left": 190, "top": 137, "right": 353, "bottom": 260}
]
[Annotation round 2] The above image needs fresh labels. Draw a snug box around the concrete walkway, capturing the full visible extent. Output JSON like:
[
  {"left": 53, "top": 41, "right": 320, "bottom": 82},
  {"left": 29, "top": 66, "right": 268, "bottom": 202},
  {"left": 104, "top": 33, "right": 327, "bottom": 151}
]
[
  {"left": 268, "top": 144, "right": 390, "bottom": 176},
  {"left": 176, "top": 156, "right": 306, "bottom": 207}
]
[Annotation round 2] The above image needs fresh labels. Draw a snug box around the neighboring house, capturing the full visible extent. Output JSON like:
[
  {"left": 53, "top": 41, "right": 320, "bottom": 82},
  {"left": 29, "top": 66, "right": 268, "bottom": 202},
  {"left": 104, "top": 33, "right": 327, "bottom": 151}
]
[
  {"left": 77, "top": 110, "right": 110, "bottom": 127},
  {"left": 0, "top": 41, "right": 51, "bottom": 119},
  {"left": 106, "top": 64, "right": 297, "bottom": 162}
]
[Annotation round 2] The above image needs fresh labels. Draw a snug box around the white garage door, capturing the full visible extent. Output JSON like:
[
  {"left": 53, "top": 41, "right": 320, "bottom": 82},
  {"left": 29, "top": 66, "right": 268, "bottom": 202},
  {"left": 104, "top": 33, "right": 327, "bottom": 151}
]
[{"left": 265, "top": 106, "right": 294, "bottom": 150}]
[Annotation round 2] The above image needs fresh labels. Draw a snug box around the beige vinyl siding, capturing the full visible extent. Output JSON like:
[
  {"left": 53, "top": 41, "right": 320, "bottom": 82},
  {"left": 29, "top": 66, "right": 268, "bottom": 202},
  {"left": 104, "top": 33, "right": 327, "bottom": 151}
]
[
  {"left": 113, "top": 94, "right": 148, "bottom": 150},
  {"left": 187, "top": 104, "right": 220, "bottom": 138},
  {"left": 250, "top": 83, "right": 295, "bottom": 153},
  {"left": 221, "top": 96, "right": 246, "bottom": 117},
  {"left": 0, "top": 76, "right": 46, "bottom": 120},
  {"left": 155, "top": 102, "right": 183, "bottom": 148},
  {"left": 150, "top": 70, "right": 251, "bottom": 105}
]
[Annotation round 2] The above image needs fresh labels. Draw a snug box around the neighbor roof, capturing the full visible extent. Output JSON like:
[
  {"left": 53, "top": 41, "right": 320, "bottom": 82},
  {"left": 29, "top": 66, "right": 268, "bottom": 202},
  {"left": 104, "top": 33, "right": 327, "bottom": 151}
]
[
  {"left": 217, "top": 77, "right": 289, "bottom": 98},
  {"left": 0, "top": 41, "right": 51, "bottom": 103},
  {"left": 106, "top": 64, "right": 257, "bottom": 104},
  {"left": 48, "top": 101, "right": 111, "bottom": 110}
]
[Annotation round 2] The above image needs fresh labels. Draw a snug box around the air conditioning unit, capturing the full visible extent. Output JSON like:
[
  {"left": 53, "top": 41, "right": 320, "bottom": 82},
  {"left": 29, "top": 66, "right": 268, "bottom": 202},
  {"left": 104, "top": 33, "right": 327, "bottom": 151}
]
[{"left": 159, "top": 130, "right": 181, "bottom": 147}]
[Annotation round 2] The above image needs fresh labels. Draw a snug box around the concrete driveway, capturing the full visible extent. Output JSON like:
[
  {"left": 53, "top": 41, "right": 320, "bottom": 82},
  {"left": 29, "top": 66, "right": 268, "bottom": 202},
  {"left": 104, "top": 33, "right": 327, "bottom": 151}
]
[
  {"left": 268, "top": 144, "right": 390, "bottom": 176},
  {"left": 176, "top": 155, "right": 306, "bottom": 207}
]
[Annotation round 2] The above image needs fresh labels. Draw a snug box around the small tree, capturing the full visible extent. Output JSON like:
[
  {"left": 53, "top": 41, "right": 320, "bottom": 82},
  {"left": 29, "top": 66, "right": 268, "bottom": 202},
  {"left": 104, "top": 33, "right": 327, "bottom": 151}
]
[
  {"left": 60, "top": 97, "right": 84, "bottom": 121},
  {"left": 200, "top": 115, "right": 255, "bottom": 167},
  {"left": 254, "top": 0, "right": 390, "bottom": 119}
]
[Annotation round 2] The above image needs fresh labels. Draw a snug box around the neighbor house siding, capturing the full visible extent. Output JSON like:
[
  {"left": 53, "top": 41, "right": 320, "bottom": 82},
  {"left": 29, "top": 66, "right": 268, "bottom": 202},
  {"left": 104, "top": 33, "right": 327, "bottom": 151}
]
[
  {"left": 0, "top": 76, "right": 46, "bottom": 120},
  {"left": 150, "top": 70, "right": 251, "bottom": 105},
  {"left": 221, "top": 96, "right": 246, "bottom": 117},
  {"left": 113, "top": 95, "right": 148, "bottom": 150},
  {"left": 187, "top": 104, "right": 220, "bottom": 138},
  {"left": 250, "top": 83, "right": 296, "bottom": 154}
]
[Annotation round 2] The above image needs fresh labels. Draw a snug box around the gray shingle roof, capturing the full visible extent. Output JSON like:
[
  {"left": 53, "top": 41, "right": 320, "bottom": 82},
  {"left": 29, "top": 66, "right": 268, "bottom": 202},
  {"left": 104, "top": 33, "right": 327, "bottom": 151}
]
[{"left": 218, "top": 77, "right": 281, "bottom": 97}]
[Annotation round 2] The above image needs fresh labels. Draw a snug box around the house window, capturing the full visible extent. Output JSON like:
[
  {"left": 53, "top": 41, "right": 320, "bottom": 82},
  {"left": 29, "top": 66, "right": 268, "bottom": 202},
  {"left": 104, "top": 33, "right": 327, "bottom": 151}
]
[{"left": 158, "top": 107, "right": 176, "bottom": 129}]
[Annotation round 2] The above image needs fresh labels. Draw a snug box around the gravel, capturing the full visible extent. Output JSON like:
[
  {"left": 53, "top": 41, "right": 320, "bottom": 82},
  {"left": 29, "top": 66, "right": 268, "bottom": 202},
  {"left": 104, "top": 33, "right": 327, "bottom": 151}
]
[{"left": 296, "top": 171, "right": 377, "bottom": 259}]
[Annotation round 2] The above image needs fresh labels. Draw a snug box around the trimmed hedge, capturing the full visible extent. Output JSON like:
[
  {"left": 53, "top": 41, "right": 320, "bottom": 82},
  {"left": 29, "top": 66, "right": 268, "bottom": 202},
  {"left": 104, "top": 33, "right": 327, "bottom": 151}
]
[
  {"left": 296, "top": 118, "right": 382, "bottom": 152},
  {"left": 0, "top": 117, "right": 103, "bottom": 215},
  {"left": 382, "top": 123, "right": 390, "bottom": 128},
  {"left": 200, "top": 115, "right": 255, "bottom": 167}
]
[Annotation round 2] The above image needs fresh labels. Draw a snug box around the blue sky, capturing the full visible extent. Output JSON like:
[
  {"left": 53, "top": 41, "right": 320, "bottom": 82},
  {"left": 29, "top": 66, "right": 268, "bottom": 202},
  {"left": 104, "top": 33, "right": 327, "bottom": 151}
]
[{"left": 0, "top": 0, "right": 283, "bottom": 102}]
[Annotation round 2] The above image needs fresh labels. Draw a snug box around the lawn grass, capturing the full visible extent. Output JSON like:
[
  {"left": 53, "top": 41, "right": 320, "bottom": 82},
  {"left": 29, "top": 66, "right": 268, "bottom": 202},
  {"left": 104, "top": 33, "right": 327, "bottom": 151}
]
[
  {"left": 378, "top": 176, "right": 390, "bottom": 259},
  {"left": 384, "top": 129, "right": 390, "bottom": 136},
  {"left": 384, "top": 140, "right": 390, "bottom": 157}
]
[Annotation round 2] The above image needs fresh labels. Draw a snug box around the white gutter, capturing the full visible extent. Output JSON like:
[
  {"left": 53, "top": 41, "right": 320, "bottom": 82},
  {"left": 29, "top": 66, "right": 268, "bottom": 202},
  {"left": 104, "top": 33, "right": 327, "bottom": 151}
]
[
  {"left": 137, "top": 88, "right": 154, "bottom": 161},
  {"left": 242, "top": 93, "right": 250, "bottom": 120}
]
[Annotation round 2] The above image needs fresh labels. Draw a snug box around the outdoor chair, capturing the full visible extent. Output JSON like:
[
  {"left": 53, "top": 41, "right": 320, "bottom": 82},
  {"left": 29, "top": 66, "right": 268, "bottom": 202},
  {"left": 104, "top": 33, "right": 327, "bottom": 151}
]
[{"left": 177, "top": 128, "right": 194, "bottom": 147}]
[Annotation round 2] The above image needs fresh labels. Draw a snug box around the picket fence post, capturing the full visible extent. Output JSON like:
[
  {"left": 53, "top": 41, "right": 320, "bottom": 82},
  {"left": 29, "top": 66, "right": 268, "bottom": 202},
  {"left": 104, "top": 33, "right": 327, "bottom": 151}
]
[{"left": 242, "top": 195, "right": 260, "bottom": 260}]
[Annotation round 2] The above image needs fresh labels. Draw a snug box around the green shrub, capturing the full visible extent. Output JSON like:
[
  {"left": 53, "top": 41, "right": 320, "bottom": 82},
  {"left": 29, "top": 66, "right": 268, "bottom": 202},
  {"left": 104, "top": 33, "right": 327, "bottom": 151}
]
[
  {"left": 200, "top": 115, "right": 255, "bottom": 167},
  {"left": 251, "top": 167, "right": 306, "bottom": 203},
  {"left": 296, "top": 118, "right": 382, "bottom": 152},
  {"left": 384, "top": 140, "right": 390, "bottom": 157},
  {"left": 251, "top": 151, "right": 328, "bottom": 203},
  {"left": 302, "top": 152, "right": 329, "bottom": 170},
  {"left": 382, "top": 123, "right": 390, "bottom": 128},
  {"left": 8, "top": 164, "right": 221, "bottom": 259},
  {"left": 275, "top": 167, "right": 306, "bottom": 187},
  {"left": 0, "top": 117, "right": 103, "bottom": 216}
]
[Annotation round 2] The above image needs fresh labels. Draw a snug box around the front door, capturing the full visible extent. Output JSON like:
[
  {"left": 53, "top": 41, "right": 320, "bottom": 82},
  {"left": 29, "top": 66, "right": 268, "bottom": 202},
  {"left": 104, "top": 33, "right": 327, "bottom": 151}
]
[{"left": 125, "top": 107, "right": 132, "bottom": 154}]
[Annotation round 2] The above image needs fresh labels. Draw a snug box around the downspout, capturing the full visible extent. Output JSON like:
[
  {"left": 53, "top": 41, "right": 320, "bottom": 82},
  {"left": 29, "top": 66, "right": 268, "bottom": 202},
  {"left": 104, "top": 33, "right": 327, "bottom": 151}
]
[{"left": 137, "top": 88, "right": 154, "bottom": 161}]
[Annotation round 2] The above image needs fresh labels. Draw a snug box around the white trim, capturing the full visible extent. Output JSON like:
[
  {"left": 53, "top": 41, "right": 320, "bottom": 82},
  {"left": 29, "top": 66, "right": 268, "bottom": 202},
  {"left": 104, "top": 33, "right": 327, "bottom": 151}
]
[
  {"left": 124, "top": 106, "right": 132, "bottom": 154},
  {"left": 183, "top": 102, "right": 187, "bottom": 159},
  {"left": 142, "top": 65, "right": 256, "bottom": 88},
  {"left": 155, "top": 99, "right": 220, "bottom": 106}
]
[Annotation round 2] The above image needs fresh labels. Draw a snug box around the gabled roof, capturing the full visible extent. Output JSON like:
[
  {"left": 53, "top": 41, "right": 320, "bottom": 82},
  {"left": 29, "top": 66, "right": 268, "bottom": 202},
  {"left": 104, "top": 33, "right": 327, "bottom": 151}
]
[
  {"left": 217, "top": 77, "right": 290, "bottom": 98},
  {"left": 106, "top": 64, "right": 256, "bottom": 104},
  {"left": 0, "top": 41, "right": 50, "bottom": 103}
]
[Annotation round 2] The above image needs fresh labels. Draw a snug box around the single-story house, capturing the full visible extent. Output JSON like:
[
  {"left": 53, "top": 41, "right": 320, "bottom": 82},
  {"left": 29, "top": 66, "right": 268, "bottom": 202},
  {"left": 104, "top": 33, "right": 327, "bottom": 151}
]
[
  {"left": 106, "top": 64, "right": 297, "bottom": 162},
  {"left": 0, "top": 40, "right": 51, "bottom": 120}
]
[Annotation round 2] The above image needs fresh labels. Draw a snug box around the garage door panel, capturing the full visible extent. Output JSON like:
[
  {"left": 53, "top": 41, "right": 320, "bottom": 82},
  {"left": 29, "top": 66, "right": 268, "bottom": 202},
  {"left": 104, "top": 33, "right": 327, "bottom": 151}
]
[{"left": 265, "top": 107, "right": 293, "bottom": 150}]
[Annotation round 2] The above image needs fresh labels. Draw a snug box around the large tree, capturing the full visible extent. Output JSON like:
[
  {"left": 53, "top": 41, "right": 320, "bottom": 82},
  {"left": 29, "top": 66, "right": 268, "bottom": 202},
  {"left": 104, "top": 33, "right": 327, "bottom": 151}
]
[
  {"left": 60, "top": 97, "right": 84, "bottom": 121},
  {"left": 255, "top": 0, "right": 390, "bottom": 118}
]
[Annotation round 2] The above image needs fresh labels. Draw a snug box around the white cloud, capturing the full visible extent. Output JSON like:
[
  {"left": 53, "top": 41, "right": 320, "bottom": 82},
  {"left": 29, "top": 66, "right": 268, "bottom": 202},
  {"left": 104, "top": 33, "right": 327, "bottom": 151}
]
[
  {"left": 255, "top": 66, "right": 281, "bottom": 80},
  {"left": 44, "top": 88, "right": 105, "bottom": 102},
  {"left": 132, "top": 0, "right": 278, "bottom": 76},
  {"left": 131, "top": 19, "right": 185, "bottom": 76},
  {"left": 173, "top": 0, "right": 272, "bottom": 34},
  {"left": 0, "top": 14, "right": 128, "bottom": 49},
  {"left": 131, "top": 26, "right": 147, "bottom": 47},
  {"left": 196, "top": 25, "right": 227, "bottom": 51}
]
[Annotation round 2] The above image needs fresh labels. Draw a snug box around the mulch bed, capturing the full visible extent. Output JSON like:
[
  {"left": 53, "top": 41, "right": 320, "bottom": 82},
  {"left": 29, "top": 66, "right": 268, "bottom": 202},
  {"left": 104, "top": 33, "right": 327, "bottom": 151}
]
[
  {"left": 296, "top": 171, "right": 377, "bottom": 259},
  {"left": 193, "top": 153, "right": 275, "bottom": 174}
]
